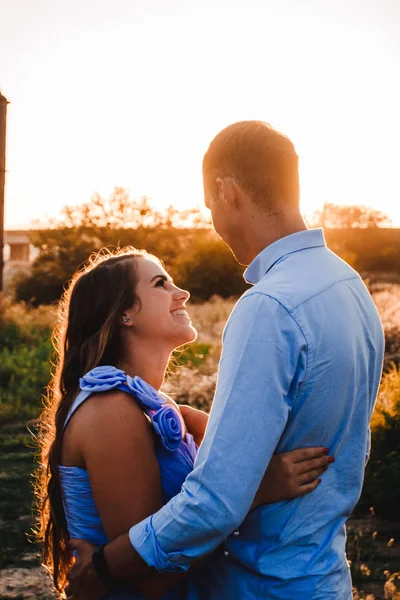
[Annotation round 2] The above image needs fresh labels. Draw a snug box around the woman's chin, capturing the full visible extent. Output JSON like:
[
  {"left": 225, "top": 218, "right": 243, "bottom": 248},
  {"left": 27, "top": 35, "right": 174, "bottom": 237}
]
[
  {"left": 175, "top": 326, "right": 198, "bottom": 347},
  {"left": 188, "top": 327, "right": 198, "bottom": 343}
]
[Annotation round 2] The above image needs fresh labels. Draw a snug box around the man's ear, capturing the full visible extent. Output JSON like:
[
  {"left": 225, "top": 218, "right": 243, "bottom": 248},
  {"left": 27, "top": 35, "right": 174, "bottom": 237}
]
[{"left": 216, "top": 177, "right": 239, "bottom": 208}]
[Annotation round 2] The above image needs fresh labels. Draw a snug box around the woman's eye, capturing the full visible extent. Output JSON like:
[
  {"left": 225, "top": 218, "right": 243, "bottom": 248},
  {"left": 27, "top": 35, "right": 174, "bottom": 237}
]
[{"left": 155, "top": 278, "right": 166, "bottom": 287}]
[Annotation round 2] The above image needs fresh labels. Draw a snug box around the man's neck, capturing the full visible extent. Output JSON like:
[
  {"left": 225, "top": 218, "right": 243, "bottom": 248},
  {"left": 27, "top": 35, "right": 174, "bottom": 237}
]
[{"left": 243, "top": 212, "right": 308, "bottom": 265}]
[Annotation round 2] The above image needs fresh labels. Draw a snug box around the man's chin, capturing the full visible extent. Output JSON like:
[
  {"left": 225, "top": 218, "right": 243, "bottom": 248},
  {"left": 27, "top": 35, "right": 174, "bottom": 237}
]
[
  {"left": 220, "top": 237, "right": 249, "bottom": 266},
  {"left": 229, "top": 247, "right": 249, "bottom": 266}
]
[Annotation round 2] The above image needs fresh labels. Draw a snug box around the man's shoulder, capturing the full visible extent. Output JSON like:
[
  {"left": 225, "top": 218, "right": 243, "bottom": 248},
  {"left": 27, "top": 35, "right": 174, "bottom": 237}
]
[
  {"left": 249, "top": 248, "right": 361, "bottom": 311},
  {"left": 229, "top": 287, "right": 297, "bottom": 328}
]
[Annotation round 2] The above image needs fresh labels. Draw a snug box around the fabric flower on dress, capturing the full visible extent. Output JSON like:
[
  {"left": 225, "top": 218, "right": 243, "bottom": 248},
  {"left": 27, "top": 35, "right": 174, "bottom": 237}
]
[
  {"left": 79, "top": 365, "right": 180, "bottom": 450},
  {"left": 79, "top": 365, "right": 127, "bottom": 392},
  {"left": 125, "top": 375, "right": 165, "bottom": 410},
  {"left": 151, "top": 406, "right": 182, "bottom": 451},
  {"left": 80, "top": 366, "right": 165, "bottom": 410}
]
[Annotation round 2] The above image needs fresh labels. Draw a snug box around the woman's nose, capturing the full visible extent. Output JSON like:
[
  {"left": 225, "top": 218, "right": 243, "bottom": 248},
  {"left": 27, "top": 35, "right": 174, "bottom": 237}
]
[{"left": 174, "top": 287, "right": 190, "bottom": 302}]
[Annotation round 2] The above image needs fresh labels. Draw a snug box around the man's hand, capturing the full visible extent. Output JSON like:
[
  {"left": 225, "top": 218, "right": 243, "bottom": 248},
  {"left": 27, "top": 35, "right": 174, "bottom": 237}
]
[{"left": 65, "top": 539, "right": 109, "bottom": 600}]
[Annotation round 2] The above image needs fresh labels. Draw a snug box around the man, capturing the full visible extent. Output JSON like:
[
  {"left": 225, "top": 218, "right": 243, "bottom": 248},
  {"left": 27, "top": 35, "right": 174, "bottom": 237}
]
[{"left": 67, "top": 121, "right": 384, "bottom": 599}]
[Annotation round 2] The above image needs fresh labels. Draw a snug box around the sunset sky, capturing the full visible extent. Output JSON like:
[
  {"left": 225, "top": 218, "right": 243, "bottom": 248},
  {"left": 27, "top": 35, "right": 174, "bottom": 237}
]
[{"left": 1, "top": 0, "right": 400, "bottom": 229}]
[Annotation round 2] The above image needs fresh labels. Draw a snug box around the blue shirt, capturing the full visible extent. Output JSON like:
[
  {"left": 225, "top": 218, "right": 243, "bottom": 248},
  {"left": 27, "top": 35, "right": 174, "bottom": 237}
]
[{"left": 129, "top": 229, "right": 384, "bottom": 600}]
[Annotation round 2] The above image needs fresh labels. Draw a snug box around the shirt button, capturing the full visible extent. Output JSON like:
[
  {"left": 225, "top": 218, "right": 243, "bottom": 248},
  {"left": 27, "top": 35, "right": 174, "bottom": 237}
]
[
  {"left": 223, "top": 550, "right": 230, "bottom": 557},
  {"left": 233, "top": 529, "right": 240, "bottom": 537}
]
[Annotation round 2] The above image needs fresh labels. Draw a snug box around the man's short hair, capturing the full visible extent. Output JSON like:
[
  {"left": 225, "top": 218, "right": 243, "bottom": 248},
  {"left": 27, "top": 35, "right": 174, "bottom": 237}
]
[{"left": 202, "top": 120, "right": 300, "bottom": 213}]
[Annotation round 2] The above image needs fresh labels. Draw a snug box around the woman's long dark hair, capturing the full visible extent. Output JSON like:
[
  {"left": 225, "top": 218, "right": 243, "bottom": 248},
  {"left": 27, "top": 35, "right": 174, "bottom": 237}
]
[{"left": 35, "top": 247, "right": 150, "bottom": 593}]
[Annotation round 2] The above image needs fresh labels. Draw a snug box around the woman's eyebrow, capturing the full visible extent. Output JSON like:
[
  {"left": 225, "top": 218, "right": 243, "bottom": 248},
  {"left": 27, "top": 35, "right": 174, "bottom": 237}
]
[{"left": 150, "top": 274, "right": 171, "bottom": 283}]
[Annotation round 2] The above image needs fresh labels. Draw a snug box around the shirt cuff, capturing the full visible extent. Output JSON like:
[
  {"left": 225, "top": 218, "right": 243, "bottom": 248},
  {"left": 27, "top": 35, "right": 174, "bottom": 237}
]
[{"left": 128, "top": 515, "right": 190, "bottom": 573}]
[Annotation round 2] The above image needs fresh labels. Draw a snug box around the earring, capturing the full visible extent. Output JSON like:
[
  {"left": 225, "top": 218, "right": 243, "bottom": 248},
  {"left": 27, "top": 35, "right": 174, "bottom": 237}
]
[{"left": 123, "top": 316, "right": 130, "bottom": 323}]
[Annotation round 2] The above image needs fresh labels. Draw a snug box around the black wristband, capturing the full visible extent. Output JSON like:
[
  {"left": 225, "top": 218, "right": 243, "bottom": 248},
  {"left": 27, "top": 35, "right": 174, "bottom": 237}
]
[{"left": 92, "top": 545, "right": 112, "bottom": 584}]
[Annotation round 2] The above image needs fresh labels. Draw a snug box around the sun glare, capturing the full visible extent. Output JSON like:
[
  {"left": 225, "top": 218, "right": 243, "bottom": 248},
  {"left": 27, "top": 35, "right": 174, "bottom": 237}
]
[{"left": 1, "top": 1, "right": 400, "bottom": 228}]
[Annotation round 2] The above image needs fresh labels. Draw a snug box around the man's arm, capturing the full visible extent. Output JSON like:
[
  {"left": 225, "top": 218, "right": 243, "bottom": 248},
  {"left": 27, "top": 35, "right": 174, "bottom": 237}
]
[
  {"left": 69, "top": 292, "right": 308, "bottom": 588},
  {"left": 129, "top": 292, "right": 307, "bottom": 571}
]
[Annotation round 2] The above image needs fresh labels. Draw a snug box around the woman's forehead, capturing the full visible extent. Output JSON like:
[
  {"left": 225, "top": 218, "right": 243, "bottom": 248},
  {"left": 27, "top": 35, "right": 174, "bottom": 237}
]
[{"left": 137, "top": 256, "right": 168, "bottom": 280}]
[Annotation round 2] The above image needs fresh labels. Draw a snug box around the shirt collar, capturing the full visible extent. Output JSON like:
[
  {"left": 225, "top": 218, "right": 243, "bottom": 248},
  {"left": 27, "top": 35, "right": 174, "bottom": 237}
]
[{"left": 244, "top": 228, "right": 326, "bottom": 284}]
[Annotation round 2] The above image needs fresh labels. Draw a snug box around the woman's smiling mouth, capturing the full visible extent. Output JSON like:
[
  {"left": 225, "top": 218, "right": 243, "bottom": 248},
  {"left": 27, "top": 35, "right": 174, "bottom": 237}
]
[{"left": 171, "top": 309, "right": 190, "bottom": 318}]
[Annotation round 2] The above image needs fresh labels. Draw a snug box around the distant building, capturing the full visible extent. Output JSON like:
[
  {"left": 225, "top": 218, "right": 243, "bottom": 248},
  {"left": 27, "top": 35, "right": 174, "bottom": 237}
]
[
  {"left": 3, "top": 229, "right": 33, "bottom": 295},
  {"left": 4, "top": 229, "right": 32, "bottom": 262}
]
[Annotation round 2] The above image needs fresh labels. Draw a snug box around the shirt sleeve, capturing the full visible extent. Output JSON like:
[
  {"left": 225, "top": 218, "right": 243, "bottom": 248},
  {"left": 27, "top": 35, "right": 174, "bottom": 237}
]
[{"left": 128, "top": 292, "right": 307, "bottom": 571}]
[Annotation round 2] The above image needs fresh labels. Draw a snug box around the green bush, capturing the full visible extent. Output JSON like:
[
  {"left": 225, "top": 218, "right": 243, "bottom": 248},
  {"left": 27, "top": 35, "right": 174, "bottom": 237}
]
[
  {"left": 0, "top": 308, "right": 53, "bottom": 424},
  {"left": 14, "top": 226, "right": 248, "bottom": 305},
  {"left": 0, "top": 320, "right": 22, "bottom": 351},
  {"left": 0, "top": 343, "right": 52, "bottom": 424},
  {"left": 171, "top": 343, "right": 211, "bottom": 370},
  {"left": 360, "top": 365, "right": 400, "bottom": 520},
  {"left": 175, "top": 235, "right": 248, "bottom": 301}
]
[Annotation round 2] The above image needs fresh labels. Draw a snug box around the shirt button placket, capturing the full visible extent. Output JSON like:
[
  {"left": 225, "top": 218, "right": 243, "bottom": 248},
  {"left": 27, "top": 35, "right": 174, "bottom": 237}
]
[{"left": 224, "top": 528, "right": 240, "bottom": 557}]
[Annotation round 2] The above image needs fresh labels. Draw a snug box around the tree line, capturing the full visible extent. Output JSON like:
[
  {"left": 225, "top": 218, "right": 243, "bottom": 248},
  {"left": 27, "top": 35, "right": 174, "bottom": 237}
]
[{"left": 13, "top": 189, "right": 399, "bottom": 306}]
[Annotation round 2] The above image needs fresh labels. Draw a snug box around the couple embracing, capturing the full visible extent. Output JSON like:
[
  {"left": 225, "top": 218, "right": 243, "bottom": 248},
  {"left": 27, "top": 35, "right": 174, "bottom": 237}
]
[{"left": 37, "top": 121, "right": 384, "bottom": 599}]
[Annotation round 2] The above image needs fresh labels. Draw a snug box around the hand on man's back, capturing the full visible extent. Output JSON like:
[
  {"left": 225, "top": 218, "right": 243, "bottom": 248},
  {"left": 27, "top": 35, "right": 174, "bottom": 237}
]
[{"left": 65, "top": 539, "right": 108, "bottom": 600}]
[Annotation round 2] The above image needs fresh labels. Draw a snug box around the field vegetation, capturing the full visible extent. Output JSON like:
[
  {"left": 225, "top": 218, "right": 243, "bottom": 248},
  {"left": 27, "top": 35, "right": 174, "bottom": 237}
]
[
  {"left": 1, "top": 193, "right": 399, "bottom": 598},
  {"left": 0, "top": 286, "right": 399, "bottom": 598},
  {"left": 7, "top": 191, "right": 400, "bottom": 306}
]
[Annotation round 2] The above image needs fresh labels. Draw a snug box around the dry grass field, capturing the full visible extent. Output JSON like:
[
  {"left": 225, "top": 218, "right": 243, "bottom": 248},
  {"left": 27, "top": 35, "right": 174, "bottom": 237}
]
[{"left": 0, "top": 285, "right": 399, "bottom": 599}]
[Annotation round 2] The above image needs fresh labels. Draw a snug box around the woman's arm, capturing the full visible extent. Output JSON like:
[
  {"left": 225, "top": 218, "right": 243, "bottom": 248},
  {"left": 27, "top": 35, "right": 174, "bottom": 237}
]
[
  {"left": 66, "top": 441, "right": 334, "bottom": 600},
  {"left": 178, "top": 404, "right": 209, "bottom": 446},
  {"left": 174, "top": 403, "right": 334, "bottom": 501},
  {"left": 76, "top": 390, "right": 163, "bottom": 541},
  {"left": 65, "top": 392, "right": 333, "bottom": 599},
  {"left": 65, "top": 391, "right": 207, "bottom": 599},
  {"left": 252, "top": 447, "right": 334, "bottom": 507}
]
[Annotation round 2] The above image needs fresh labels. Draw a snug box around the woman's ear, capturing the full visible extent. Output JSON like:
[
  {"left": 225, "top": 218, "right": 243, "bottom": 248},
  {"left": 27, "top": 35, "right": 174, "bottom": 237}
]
[{"left": 118, "top": 310, "right": 134, "bottom": 327}]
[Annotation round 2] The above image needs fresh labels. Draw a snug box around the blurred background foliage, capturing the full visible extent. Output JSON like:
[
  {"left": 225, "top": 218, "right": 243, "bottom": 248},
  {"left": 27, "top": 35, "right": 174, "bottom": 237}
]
[
  {"left": 8, "top": 189, "right": 400, "bottom": 306},
  {"left": 1, "top": 191, "right": 400, "bottom": 598},
  {"left": 1, "top": 290, "right": 399, "bottom": 522}
]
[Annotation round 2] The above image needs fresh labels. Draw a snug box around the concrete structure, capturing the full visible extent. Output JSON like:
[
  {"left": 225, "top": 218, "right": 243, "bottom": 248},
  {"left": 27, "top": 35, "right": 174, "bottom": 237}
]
[
  {"left": 4, "top": 229, "right": 31, "bottom": 262},
  {"left": 3, "top": 230, "right": 33, "bottom": 295}
]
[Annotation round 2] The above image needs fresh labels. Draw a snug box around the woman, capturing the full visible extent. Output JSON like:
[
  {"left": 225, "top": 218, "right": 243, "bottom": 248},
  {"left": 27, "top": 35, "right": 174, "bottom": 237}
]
[{"left": 36, "top": 247, "right": 332, "bottom": 599}]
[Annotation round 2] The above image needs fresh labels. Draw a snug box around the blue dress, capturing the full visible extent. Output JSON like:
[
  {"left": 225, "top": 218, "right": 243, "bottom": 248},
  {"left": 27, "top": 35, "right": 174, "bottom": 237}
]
[{"left": 59, "top": 366, "right": 198, "bottom": 599}]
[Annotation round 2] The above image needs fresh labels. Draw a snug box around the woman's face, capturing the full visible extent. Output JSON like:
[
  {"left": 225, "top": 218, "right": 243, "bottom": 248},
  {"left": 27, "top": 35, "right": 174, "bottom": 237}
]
[{"left": 127, "top": 257, "right": 197, "bottom": 349}]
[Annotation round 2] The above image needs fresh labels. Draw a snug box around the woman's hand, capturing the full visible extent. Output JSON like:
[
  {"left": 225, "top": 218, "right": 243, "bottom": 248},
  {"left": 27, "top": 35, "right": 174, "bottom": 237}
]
[
  {"left": 65, "top": 539, "right": 108, "bottom": 600},
  {"left": 252, "top": 447, "right": 334, "bottom": 507},
  {"left": 178, "top": 404, "right": 209, "bottom": 447}
]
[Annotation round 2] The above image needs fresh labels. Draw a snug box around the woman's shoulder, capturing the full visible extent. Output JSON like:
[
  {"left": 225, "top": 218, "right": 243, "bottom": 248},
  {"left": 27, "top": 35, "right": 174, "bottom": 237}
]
[
  {"left": 63, "top": 365, "right": 155, "bottom": 431},
  {"left": 68, "top": 366, "right": 185, "bottom": 453},
  {"left": 79, "top": 365, "right": 166, "bottom": 410},
  {"left": 63, "top": 365, "right": 157, "bottom": 447},
  {"left": 61, "top": 386, "right": 153, "bottom": 467},
  {"left": 74, "top": 387, "right": 151, "bottom": 434}
]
